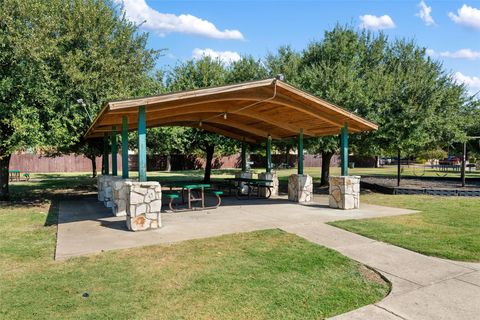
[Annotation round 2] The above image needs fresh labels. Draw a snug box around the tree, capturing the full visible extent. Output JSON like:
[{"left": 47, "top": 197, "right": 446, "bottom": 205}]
[
  {"left": 265, "top": 46, "right": 302, "bottom": 168},
  {"left": 0, "top": 0, "right": 70, "bottom": 200},
  {"left": 165, "top": 57, "right": 235, "bottom": 182},
  {"left": 0, "top": 0, "right": 159, "bottom": 199},
  {"left": 163, "top": 55, "right": 271, "bottom": 181},
  {"left": 265, "top": 45, "right": 301, "bottom": 83},
  {"left": 305, "top": 137, "right": 338, "bottom": 185},
  {"left": 50, "top": 0, "right": 160, "bottom": 177},
  {"left": 298, "top": 26, "right": 369, "bottom": 183},
  {"left": 298, "top": 25, "right": 469, "bottom": 185},
  {"left": 146, "top": 127, "right": 190, "bottom": 171}
]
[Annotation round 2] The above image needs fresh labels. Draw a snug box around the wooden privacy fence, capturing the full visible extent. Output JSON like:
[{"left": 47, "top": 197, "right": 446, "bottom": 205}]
[
  {"left": 10, "top": 153, "right": 121, "bottom": 173},
  {"left": 10, "top": 152, "right": 349, "bottom": 173}
]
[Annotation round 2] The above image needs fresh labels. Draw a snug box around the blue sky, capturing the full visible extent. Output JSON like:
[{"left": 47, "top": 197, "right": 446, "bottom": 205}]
[{"left": 117, "top": 0, "right": 480, "bottom": 94}]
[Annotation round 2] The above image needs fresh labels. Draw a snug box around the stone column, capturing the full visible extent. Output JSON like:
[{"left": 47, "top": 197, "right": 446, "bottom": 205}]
[
  {"left": 288, "top": 174, "right": 313, "bottom": 202},
  {"left": 235, "top": 171, "right": 253, "bottom": 194},
  {"left": 103, "top": 176, "right": 122, "bottom": 208},
  {"left": 126, "top": 181, "right": 162, "bottom": 231},
  {"left": 97, "top": 175, "right": 106, "bottom": 202},
  {"left": 111, "top": 178, "right": 136, "bottom": 217},
  {"left": 258, "top": 172, "right": 279, "bottom": 197},
  {"left": 329, "top": 176, "right": 360, "bottom": 209}
]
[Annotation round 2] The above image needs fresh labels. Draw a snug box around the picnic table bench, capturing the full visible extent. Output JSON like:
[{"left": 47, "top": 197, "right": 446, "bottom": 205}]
[
  {"left": 8, "top": 170, "right": 30, "bottom": 182},
  {"left": 222, "top": 177, "right": 274, "bottom": 199},
  {"left": 164, "top": 181, "right": 222, "bottom": 212},
  {"left": 9, "top": 170, "right": 21, "bottom": 182}
]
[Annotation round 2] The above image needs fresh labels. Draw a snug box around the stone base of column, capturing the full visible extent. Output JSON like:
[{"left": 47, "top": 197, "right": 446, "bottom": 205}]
[
  {"left": 258, "top": 172, "right": 279, "bottom": 197},
  {"left": 329, "top": 176, "right": 360, "bottom": 209},
  {"left": 126, "top": 181, "right": 162, "bottom": 231},
  {"left": 97, "top": 175, "right": 106, "bottom": 202},
  {"left": 288, "top": 174, "right": 313, "bottom": 202},
  {"left": 112, "top": 178, "right": 136, "bottom": 217},
  {"left": 97, "top": 175, "right": 121, "bottom": 207},
  {"left": 235, "top": 171, "right": 252, "bottom": 194}
]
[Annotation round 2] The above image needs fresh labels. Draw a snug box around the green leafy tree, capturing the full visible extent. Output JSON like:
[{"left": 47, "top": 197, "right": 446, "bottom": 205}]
[
  {"left": 265, "top": 46, "right": 302, "bottom": 168},
  {"left": 147, "top": 127, "right": 190, "bottom": 171},
  {"left": 165, "top": 57, "right": 234, "bottom": 182},
  {"left": 0, "top": 0, "right": 69, "bottom": 199},
  {"left": 50, "top": 0, "right": 160, "bottom": 177},
  {"left": 0, "top": 0, "right": 159, "bottom": 198},
  {"left": 226, "top": 56, "right": 268, "bottom": 83},
  {"left": 305, "top": 137, "right": 339, "bottom": 185},
  {"left": 298, "top": 25, "right": 469, "bottom": 185},
  {"left": 163, "top": 55, "right": 270, "bottom": 181}
]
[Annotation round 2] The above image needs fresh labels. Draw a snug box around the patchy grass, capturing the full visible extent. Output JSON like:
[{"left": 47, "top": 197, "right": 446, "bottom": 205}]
[
  {"left": 330, "top": 194, "right": 480, "bottom": 262},
  {"left": 0, "top": 191, "right": 388, "bottom": 319},
  {"left": 8, "top": 165, "right": 478, "bottom": 201}
]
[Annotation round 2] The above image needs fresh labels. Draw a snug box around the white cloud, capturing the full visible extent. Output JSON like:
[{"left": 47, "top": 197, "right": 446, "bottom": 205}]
[
  {"left": 425, "top": 48, "right": 436, "bottom": 57},
  {"left": 416, "top": 1, "right": 435, "bottom": 26},
  {"left": 114, "top": 0, "right": 244, "bottom": 40},
  {"left": 359, "top": 14, "right": 396, "bottom": 30},
  {"left": 427, "top": 49, "right": 480, "bottom": 60},
  {"left": 454, "top": 72, "right": 480, "bottom": 94},
  {"left": 192, "top": 48, "right": 241, "bottom": 64},
  {"left": 448, "top": 4, "right": 480, "bottom": 30}
]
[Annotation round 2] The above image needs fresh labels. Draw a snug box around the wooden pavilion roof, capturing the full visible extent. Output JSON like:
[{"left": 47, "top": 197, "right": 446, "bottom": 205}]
[{"left": 85, "top": 78, "right": 377, "bottom": 143}]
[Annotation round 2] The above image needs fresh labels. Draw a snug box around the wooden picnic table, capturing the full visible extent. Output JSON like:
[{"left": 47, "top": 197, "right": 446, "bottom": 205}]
[{"left": 164, "top": 181, "right": 222, "bottom": 211}]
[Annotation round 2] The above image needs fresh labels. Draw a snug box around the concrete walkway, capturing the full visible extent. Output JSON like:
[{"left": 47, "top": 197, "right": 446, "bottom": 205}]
[{"left": 56, "top": 196, "right": 480, "bottom": 319}]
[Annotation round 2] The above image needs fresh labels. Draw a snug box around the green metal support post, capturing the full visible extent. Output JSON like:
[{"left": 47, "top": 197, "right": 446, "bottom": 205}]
[
  {"left": 111, "top": 126, "right": 118, "bottom": 176},
  {"left": 138, "top": 106, "right": 147, "bottom": 182},
  {"left": 266, "top": 134, "right": 272, "bottom": 173},
  {"left": 340, "top": 123, "right": 349, "bottom": 176},
  {"left": 103, "top": 133, "right": 109, "bottom": 175},
  {"left": 298, "top": 129, "right": 304, "bottom": 175},
  {"left": 241, "top": 139, "right": 247, "bottom": 171},
  {"left": 122, "top": 116, "right": 129, "bottom": 178}
]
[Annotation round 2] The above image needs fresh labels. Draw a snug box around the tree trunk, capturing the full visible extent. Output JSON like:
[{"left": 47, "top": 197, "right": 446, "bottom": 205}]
[
  {"left": 165, "top": 154, "right": 172, "bottom": 172},
  {"left": 203, "top": 145, "right": 215, "bottom": 183},
  {"left": 375, "top": 156, "right": 379, "bottom": 168},
  {"left": 285, "top": 146, "right": 290, "bottom": 166},
  {"left": 397, "top": 149, "right": 401, "bottom": 187},
  {"left": 101, "top": 154, "right": 106, "bottom": 175},
  {"left": 0, "top": 154, "right": 11, "bottom": 201},
  {"left": 89, "top": 156, "right": 97, "bottom": 178},
  {"left": 461, "top": 141, "right": 466, "bottom": 188},
  {"left": 320, "top": 151, "right": 334, "bottom": 186}
]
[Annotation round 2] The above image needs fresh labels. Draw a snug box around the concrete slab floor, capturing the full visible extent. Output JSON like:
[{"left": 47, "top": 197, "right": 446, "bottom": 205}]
[{"left": 56, "top": 195, "right": 480, "bottom": 319}]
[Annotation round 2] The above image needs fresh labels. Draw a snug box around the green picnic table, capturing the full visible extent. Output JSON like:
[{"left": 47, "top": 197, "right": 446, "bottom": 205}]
[
  {"left": 9, "top": 170, "right": 21, "bottom": 182},
  {"left": 223, "top": 177, "right": 274, "bottom": 199},
  {"left": 164, "top": 181, "right": 222, "bottom": 211}
]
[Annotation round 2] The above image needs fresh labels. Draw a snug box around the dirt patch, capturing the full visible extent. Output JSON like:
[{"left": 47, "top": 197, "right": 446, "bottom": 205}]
[{"left": 358, "top": 264, "right": 389, "bottom": 287}]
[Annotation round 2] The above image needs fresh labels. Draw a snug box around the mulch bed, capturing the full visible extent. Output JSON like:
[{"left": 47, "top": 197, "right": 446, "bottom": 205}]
[{"left": 362, "top": 176, "right": 480, "bottom": 190}]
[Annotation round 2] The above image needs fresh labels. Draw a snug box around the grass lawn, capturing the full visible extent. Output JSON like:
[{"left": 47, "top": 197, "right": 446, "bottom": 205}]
[
  {"left": 330, "top": 194, "right": 480, "bottom": 262},
  {"left": 1, "top": 176, "right": 389, "bottom": 319},
  {"left": 9, "top": 164, "right": 478, "bottom": 199},
  {"left": 116, "top": 166, "right": 480, "bottom": 180}
]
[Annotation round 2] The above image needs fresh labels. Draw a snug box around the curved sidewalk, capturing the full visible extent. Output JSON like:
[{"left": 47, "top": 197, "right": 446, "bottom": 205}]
[
  {"left": 56, "top": 196, "right": 480, "bottom": 319},
  {"left": 283, "top": 222, "right": 480, "bottom": 320}
]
